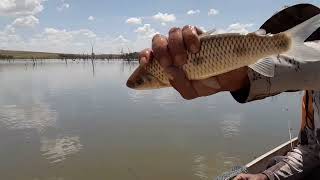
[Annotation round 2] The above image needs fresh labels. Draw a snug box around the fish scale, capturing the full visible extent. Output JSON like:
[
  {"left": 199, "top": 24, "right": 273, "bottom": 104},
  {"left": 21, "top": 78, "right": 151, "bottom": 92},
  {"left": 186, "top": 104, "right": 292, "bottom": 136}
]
[
  {"left": 145, "top": 33, "right": 290, "bottom": 85},
  {"left": 128, "top": 14, "right": 320, "bottom": 90}
]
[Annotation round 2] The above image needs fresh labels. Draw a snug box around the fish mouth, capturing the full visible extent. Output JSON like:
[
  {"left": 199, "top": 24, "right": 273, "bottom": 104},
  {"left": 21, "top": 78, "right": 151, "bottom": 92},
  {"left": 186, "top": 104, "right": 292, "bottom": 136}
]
[
  {"left": 126, "top": 65, "right": 165, "bottom": 90},
  {"left": 126, "top": 65, "right": 145, "bottom": 89}
]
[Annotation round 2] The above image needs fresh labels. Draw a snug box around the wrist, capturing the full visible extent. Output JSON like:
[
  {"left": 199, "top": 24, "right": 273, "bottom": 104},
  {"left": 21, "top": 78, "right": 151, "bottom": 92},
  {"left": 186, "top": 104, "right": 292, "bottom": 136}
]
[{"left": 217, "top": 67, "right": 249, "bottom": 92}]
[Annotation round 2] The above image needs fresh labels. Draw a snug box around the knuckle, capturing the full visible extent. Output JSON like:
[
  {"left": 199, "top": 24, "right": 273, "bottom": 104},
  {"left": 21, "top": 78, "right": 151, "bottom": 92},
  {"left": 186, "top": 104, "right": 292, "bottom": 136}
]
[
  {"left": 182, "top": 28, "right": 200, "bottom": 53},
  {"left": 152, "top": 34, "right": 162, "bottom": 42},
  {"left": 169, "top": 27, "right": 180, "bottom": 34},
  {"left": 182, "top": 25, "right": 193, "bottom": 31},
  {"left": 152, "top": 35, "right": 168, "bottom": 49},
  {"left": 168, "top": 29, "right": 183, "bottom": 47},
  {"left": 151, "top": 36, "right": 171, "bottom": 67}
]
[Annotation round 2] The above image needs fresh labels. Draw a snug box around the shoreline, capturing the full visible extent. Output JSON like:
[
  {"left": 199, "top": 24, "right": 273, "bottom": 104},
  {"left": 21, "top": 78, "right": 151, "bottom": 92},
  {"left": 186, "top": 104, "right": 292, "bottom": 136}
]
[{"left": 0, "top": 49, "right": 138, "bottom": 60}]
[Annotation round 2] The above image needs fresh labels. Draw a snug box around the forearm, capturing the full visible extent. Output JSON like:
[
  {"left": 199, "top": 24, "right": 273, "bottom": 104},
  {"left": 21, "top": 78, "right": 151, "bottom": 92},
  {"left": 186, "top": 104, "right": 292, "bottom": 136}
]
[
  {"left": 232, "top": 56, "right": 320, "bottom": 103},
  {"left": 263, "top": 145, "right": 320, "bottom": 180}
]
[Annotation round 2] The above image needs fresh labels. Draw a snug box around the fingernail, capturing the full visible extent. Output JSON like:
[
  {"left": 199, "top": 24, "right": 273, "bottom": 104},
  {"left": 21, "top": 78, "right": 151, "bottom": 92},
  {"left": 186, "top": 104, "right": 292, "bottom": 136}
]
[
  {"left": 169, "top": 27, "right": 179, "bottom": 34},
  {"left": 140, "top": 57, "right": 147, "bottom": 65},
  {"left": 190, "top": 45, "right": 197, "bottom": 53},
  {"left": 152, "top": 34, "right": 161, "bottom": 42}
]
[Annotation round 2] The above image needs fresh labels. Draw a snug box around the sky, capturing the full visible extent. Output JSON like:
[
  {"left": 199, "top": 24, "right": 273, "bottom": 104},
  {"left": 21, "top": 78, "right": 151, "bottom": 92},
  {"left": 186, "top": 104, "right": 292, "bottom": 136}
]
[{"left": 0, "top": 0, "right": 319, "bottom": 54}]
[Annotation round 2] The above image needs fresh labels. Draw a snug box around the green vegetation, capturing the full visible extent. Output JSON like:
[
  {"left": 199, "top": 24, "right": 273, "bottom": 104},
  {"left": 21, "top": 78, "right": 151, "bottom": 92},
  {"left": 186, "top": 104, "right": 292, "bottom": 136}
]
[
  {"left": 0, "top": 49, "right": 138, "bottom": 61},
  {"left": 0, "top": 50, "right": 59, "bottom": 59}
]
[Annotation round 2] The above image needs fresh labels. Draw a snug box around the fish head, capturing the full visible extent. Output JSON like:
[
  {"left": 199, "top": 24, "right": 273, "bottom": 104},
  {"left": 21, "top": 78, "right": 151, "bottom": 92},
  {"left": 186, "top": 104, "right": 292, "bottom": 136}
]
[{"left": 126, "top": 65, "right": 167, "bottom": 90}]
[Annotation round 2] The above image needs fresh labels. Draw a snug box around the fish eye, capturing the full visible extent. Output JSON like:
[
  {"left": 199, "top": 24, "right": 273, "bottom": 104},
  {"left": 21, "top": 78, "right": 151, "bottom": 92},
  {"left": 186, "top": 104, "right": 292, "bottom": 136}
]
[{"left": 136, "top": 78, "right": 144, "bottom": 85}]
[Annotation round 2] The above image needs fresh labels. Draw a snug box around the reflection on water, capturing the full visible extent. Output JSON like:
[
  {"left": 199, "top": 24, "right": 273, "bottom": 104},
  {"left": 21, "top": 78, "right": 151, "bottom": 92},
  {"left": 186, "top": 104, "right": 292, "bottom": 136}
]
[
  {"left": 41, "top": 136, "right": 83, "bottom": 163},
  {"left": 220, "top": 113, "right": 242, "bottom": 138},
  {"left": 127, "top": 90, "right": 152, "bottom": 103},
  {"left": 127, "top": 88, "right": 178, "bottom": 105},
  {"left": 0, "top": 60, "right": 302, "bottom": 180},
  {"left": 0, "top": 102, "right": 57, "bottom": 133},
  {"left": 193, "top": 154, "right": 209, "bottom": 179},
  {"left": 216, "top": 152, "right": 242, "bottom": 171}
]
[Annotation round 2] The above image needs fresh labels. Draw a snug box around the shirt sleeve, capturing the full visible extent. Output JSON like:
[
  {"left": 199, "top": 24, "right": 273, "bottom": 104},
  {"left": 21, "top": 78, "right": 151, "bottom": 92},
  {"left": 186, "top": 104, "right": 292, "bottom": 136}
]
[
  {"left": 262, "top": 145, "right": 320, "bottom": 180},
  {"left": 231, "top": 54, "right": 320, "bottom": 103}
]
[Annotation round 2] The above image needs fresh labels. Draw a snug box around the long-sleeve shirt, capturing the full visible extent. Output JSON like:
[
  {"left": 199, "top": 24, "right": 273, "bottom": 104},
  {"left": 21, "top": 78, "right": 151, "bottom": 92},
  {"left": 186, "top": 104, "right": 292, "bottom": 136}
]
[{"left": 231, "top": 54, "right": 320, "bottom": 179}]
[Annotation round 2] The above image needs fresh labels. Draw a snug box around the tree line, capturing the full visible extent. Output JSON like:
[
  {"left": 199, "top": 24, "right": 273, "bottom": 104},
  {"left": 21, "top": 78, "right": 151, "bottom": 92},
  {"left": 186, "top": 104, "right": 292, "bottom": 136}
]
[
  {"left": 0, "top": 54, "right": 14, "bottom": 60},
  {"left": 58, "top": 52, "right": 138, "bottom": 61}
]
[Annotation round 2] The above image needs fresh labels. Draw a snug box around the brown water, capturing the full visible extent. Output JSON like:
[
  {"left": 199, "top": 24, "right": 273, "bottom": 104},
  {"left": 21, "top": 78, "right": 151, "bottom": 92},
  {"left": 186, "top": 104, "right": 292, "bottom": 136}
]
[{"left": 0, "top": 60, "right": 301, "bottom": 180}]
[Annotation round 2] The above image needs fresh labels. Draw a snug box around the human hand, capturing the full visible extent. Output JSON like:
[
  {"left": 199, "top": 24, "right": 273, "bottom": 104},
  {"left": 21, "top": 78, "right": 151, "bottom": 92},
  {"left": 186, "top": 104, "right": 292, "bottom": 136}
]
[
  {"left": 234, "top": 173, "right": 268, "bottom": 180},
  {"left": 137, "top": 25, "right": 249, "bottom": 100}
]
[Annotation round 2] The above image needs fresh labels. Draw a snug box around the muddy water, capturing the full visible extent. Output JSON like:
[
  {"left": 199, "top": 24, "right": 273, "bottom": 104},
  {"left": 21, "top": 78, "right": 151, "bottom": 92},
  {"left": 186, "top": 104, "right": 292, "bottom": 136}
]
[{"left": 0, "top": 60, "right": 301, "bottom": 180}]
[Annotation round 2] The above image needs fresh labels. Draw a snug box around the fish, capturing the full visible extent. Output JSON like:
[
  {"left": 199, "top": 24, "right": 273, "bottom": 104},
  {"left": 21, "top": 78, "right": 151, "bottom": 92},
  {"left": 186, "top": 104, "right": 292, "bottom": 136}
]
[{"left": 127, "top": 14, "right": 320, "bottom": 90}]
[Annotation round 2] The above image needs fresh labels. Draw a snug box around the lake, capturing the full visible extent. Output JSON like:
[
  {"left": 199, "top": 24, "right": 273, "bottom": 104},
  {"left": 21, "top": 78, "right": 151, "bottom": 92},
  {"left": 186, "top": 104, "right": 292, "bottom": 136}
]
[{"left": 0, "top": 60, "right": 301, "bottom": 180}]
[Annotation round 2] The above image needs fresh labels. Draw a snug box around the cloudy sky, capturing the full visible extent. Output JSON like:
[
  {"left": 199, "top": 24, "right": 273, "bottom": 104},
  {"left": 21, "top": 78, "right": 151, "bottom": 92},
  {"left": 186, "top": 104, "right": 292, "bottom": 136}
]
[{"left": 0, "top": 0, "right": 319, "bottom": 54}]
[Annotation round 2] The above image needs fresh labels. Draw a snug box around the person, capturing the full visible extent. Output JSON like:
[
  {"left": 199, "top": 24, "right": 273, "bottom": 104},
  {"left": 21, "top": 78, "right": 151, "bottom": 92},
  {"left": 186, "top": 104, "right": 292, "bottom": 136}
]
[{"left": 136, "top": 3, "right": 320, "bottom": 180}]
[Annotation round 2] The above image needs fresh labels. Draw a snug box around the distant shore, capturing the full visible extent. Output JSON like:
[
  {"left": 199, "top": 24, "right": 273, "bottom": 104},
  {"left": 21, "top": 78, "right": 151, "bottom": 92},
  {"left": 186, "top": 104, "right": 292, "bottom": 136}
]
[{"left": 0, "top": 49, "right": 138, "bottom": 61}]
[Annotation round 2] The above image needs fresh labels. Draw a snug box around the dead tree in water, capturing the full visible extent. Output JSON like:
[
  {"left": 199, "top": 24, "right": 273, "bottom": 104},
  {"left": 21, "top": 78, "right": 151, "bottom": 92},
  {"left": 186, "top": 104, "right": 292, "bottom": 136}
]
[
  {"left": 31, "top": 57, "right": 37, "bottom": 68},
  {"left": 90, "top": 41, "right": 95, "bottom": 75}
]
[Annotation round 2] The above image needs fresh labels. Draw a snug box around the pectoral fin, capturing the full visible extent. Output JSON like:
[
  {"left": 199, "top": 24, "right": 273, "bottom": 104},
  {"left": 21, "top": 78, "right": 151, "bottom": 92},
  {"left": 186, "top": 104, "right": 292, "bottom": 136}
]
[{"left": 248, "top": 57, "right": 275, "bottom": 77}]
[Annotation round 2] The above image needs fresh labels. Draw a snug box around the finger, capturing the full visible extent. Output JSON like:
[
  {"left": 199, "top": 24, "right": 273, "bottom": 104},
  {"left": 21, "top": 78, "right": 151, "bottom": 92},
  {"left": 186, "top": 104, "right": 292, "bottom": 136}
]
[
  {"left": 233, "top": 174, "right": 246, "bottom": 180},
  {"left": 139, "top": 48, "right": 153, "bottom": 65},
  {"left": 165, "top": 66, "right": 198, "bottom": 100},
  {"left": 182, "top": 25, "right": 201, "bottom": 53},
  {"left": 152, "top": 34, "right": 172, "bottom": 68},
  {"left": 168, "top": 27, "right": 187, "bottom": 66}
]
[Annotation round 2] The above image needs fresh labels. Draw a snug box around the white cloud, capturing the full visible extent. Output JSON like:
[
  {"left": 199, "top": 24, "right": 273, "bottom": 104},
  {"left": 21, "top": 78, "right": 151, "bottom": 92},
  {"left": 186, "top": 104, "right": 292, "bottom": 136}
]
[
  {"left": 187, "top": 9, "right": 200, "bottom": 15},
  {"left": 88, "top": 16, "right": 95, "bottom": 21},
  {"left": 152, "top": 12, "right": 176, "bottom": 25},
  {"left": 25, "top": 28, "right": 98, "bottom": 53},
  {"left": 135, "top": 24, "right": 158, "bottom": 39},
  {"left": 125, "top": 17, "right": 142, "bottom": 25},
  {"left": 113, "top": 35, "right": 129, "bottom": 43},
  {"left": 213, "top": 23, "right": 253, "bottom": 35},
  {"left": 57, "top": 0, "right": 70, "bottom": 11},
  {"left": 0, "top": 25, "right": 136, "bottom": 54},
  {"left": 0, "top": 28, "right": 23, "bottom": 49},
  {"left": 208, "top": 8, "right": 219, "bottom": 16},
  {"left": 12, "top": 15, "right": 39, "bottom": 27},
  {"left": 199, "top": 26, "right": 206, "bottom": 32},
  {"left": 226, "top": 23, "right": 253, "bottom": 34},
  {"left": 0, "top": 0, "right": 45, "bottom": 16}
]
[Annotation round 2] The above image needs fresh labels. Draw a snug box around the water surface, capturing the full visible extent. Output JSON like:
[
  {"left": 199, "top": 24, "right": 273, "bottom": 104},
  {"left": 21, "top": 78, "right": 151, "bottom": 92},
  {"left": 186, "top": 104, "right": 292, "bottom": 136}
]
[{"left": 0, "top": 60, "right": 301, "bottom": 180}]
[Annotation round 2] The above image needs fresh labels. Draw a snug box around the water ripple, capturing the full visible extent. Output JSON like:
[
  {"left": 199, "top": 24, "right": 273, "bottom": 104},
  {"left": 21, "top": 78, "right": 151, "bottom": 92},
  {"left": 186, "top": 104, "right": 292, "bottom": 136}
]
[
  {"left": 40, "top": 136, "right": 83, "bottom": 164},
  {"left": 220, "top": 113, "right": 242, "bottom": 138},
  {"left": 0, "top": 103, "right": 57, "bottom": 133},
  {"left": 192, "top": 154, "right": 209, "bottom": 180},
  {"left": 127, "top": 90, "right": 152, "bottom": 103}
]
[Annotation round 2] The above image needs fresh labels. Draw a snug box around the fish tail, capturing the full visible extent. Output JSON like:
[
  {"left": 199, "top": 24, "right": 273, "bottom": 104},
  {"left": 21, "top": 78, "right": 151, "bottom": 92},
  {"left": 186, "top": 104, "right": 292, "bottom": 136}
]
[{"left": 282, "top": 13, "right": 320, "bottom": 62}]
